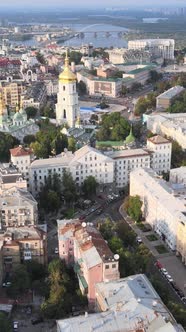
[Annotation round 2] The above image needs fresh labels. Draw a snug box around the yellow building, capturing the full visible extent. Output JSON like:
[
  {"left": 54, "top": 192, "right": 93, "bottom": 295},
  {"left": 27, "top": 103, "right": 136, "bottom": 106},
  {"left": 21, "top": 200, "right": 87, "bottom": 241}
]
[
  {"left": 177, "top": 221, "right": 186, "bottom": 265},
  {"left": 0, "top": 81, "right": 26, "bottom": 108}
]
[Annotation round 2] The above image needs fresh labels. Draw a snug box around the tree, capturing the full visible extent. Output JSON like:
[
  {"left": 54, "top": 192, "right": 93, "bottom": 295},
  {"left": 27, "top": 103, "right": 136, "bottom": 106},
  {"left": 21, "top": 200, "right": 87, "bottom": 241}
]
[
  {"left": 25, "top": 106, "right": 38, "bottom": 119},
  {"left": 124, "top": 196, "right": 142, "bottom": 223},
  {"left": 115, "top": 221, "right": 136, "bottom": 247},
  {"left": 7, "top": 265, "right": 30, "bottom": 298},
  {"left": 23, "top": 134, "right": 36, "bottom": 145},
  {"left": 130, "top": 82, "right": 142, "bottom": 93},
  {"left": 69, "top": 51, "right": 82, "bottom": 65},
  {"left": 0, "top": 313, "right": 12, "bottom": 332},
  {"left": 68, "top": 137, "right": 76, "bottom": 152},
  {"left": 82, "top": 176, "right": 98, "bottom": 198},
  {"left": 77, "top": 80, "right": 87, "bottom": 95},
  {"left": 0, "top": 133, "right": 19, "bottom": 162},
  {"left": 39, "top": 173, "right": 62, "bottom": 212},
  {"left": 171, "top": 141, "right": 186, "bottom": 168},
  {"left": 108, "top": 236, "right": 123, "bottom": 253},
  {"left": 148, "top": 70, "right": 162, "bottom": 83},
  {"left": 96, "top": 112, "right": 130, "bottom": 141},
  {"left": 62, "top": 170, "right": 77, "bottom": 205},
  {"left": 36, "top": 52, "right": 46, "bottom": 64}
]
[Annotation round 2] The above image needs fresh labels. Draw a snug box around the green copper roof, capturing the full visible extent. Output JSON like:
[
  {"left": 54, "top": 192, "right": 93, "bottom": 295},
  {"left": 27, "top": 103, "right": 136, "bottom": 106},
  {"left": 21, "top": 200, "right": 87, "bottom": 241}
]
[
  {"left": 13, "top": 112, "right": 23, "bottom": 120},
  {"left": 125, "top": 127, "right": 135, "bottom": 144}
]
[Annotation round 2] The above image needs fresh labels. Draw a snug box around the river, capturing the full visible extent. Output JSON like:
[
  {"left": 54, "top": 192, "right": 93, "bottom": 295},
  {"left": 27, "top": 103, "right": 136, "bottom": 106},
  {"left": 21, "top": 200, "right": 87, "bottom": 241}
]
[{"left": 11, "top": 23, "right": 128, "bottom": 48}]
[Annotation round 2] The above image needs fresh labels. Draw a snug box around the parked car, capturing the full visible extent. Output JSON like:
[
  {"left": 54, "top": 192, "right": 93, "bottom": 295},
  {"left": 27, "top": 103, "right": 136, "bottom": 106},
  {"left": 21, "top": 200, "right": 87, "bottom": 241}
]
[
  {"left": 54, "top": 248, "right": 59, "bottom": 254},
  {"left": 136, "top": 236, "right": 142, "bottom": 244},
  {"left": 160, "top": 268, "right": 168, "bottom": 276},
  {"left": 79, "top": 215, "right": 86, "bottom": 221},
  {"left": 96, "top": 209, "right": 103, "bottom": 215},
  {"left": 177, "top": 290, "right": 185, "bottom": 298},
  {"left": 13, "top": 321, "right": 18, "bottom": 331},
  {"left": 2, "top": 281, "right": 11, "bottom": 287},
  {"left": 166, "top": 275, "right": 174, "bottom": 283},
  {"left": 155, "top": 261, "right": 163, "bottom": 269},
  {"left": 31, "top": 317, "right": 44, "bottom": 325}
]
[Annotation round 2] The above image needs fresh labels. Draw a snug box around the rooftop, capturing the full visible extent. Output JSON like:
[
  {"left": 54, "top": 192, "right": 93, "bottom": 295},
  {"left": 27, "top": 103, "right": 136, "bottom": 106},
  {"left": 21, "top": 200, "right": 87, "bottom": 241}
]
[
  {"left": 157, "top": 86, "right": 185, "bottom": 100},
  {"left": 108, "top": 148, "right": 150, "bottom": 159},
  {"left": 147, "top": 135, "right": 170, "bottom": 145},
  {"left": 10, "top": 145, "right": 33, "bottom": 157},
  {"left": 57, "top": 274, "right": 182, "bottom": 332}
]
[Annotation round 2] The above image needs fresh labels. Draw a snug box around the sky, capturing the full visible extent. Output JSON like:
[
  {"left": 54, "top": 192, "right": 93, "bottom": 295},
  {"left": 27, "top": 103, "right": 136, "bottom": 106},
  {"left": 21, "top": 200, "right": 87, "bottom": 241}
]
[{"left": 0, "top": 0, "right": 185, "bottom": 9}]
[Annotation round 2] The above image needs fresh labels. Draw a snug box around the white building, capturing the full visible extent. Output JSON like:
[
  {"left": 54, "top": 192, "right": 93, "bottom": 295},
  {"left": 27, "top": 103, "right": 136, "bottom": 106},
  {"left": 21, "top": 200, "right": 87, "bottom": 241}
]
[
  {"left": 128, "top": 39, "right": 175, "bottom": 60},
  {"left": 28, "top": 135, "right": 172, "bottom": 195},
  {"left": 146, "top": 113, "right": 186, "bottom": 150},
  {"left": 130, "top": 168, "right": 186, "bottom": 251},
  {"left": 56, "top": 52, "right": 80, "bottom": 127},
  {"left": 10, "top": 146, "right": 34, "bottom": 185},
  {"left": 108, "top": 149, "right": 151, "bottom": 188},
  {"left": 0, "top": 187, "right": 38, "bottom": 230},
  {"left": 29, "top": 145, "right": 114, "bottom": 196},
  {"left": 156, "top": 86, "right": 185, "bottom": 110},
  {"left": 147, "top": 135, "right": 172, "bottom": 174},
  {"left": 169, "top": 167, "right": 186, "bottom": 196}
]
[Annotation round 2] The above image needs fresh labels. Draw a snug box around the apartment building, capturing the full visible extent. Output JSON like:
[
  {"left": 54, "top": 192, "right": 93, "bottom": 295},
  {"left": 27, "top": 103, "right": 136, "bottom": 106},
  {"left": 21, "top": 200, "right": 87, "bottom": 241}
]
[
  {"left": 0, "top": 81, "right": 26, "bottom": 108},
  {"left": 29, "top": 145, "right": 114, "bottom": 196},
  {"left": 170, "top": 167, "right": 186, "bottom": 196},
  {"left": 128, "top": 39, "right": 175, "bottom": 60},
  {"left": 0, "top": 187, "right": 38, "bottom": 230},
  {"left": 10, "top": 145, "right": 34, "bottom": 185},
  {"left": 156, "top": 86, "right": 185, "bottom": 109},
  {"left": 108, "top": 148, "right": 151, "bottom": 188},
  {"left": 146, "top": 113, "right": 186, "bottom": 150},
  {"left": 57, "top": 219, "right": 120, "bottom": 305},
  {"left": 1, "top": 225, "right": 47, "bottom": 272},
  {"left": 57, "top": 274, "right": 183, "bottom": 332},
  {"left": 130, "top": 168, "right": 186, "bottom": 251},
  {"left": 147, "top": 135, "right": 172, "bottom": 174},
  {"left": 0, "top": 163, "right": 27, "bottom": 194}
]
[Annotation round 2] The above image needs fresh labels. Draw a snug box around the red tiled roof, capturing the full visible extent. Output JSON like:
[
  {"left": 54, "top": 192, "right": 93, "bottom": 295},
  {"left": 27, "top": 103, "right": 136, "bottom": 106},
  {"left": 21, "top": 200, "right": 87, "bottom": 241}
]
[{"left": 10, "top": 146, "right": 33, "bottom": 157}]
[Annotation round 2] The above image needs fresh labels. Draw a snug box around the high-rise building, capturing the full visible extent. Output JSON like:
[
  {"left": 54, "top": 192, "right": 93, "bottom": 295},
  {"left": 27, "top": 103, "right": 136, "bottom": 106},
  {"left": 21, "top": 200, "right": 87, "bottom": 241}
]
[
  {"left": 56, "top": 51, "right": 79, "bottom": 127},
  {"left": 128, "top": 39, "right": 175, "bottom": 60}
]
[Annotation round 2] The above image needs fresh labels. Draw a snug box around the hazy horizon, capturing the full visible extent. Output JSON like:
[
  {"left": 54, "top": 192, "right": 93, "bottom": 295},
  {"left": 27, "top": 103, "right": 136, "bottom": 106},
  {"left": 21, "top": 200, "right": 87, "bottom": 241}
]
[{"left": 0, "top": 0, "right": 185, "bottom": 10}]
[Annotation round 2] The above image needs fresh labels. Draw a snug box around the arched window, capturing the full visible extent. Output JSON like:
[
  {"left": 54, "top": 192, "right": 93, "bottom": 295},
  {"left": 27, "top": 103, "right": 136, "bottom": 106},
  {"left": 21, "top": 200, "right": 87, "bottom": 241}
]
[
  {"left": 63, "top": 109, "right": 66, "bottom": 119},
  {"left": 63, "top": 86, "right": 65, "bottom": 91}
]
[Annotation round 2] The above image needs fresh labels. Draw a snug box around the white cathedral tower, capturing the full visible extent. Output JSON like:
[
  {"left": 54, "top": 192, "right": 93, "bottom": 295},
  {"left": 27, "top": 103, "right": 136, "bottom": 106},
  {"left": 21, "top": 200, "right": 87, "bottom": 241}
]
[{"left": 56, "top": 50, "right": 80, "bottom": 127}]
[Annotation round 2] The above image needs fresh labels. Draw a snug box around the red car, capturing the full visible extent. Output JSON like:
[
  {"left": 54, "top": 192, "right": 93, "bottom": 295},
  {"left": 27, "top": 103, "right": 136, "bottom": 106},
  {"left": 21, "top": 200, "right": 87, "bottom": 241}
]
[
  {"left": 155, "top": 260, "right": 163, "bottom": 269},
  {"left": 79, "top": 215, "right": 86, "bottom": 221}
]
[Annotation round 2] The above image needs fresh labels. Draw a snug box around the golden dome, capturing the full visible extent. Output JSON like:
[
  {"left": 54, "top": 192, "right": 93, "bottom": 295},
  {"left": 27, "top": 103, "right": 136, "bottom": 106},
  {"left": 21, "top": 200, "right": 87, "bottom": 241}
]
[{"left": 59, "top": 50, "right": 76, "bottom": 83}]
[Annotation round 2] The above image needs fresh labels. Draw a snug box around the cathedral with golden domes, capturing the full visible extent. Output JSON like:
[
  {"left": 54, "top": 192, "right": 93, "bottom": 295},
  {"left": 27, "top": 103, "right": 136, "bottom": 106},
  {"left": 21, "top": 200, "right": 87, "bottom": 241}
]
[{"left": 56, "top": 50, "right": 80, "bottom": 128}]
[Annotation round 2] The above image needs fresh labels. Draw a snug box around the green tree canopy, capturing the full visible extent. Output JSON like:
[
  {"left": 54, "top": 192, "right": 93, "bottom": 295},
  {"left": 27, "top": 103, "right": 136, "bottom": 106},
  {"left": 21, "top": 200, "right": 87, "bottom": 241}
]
[
  {"left": 77, "top": 80, "right": 87, "bottom": 95},
  {"left": 7, "top": 265, "right": 31, "bottom": 298},
  {"left": 23, "top": 134, "right": 36, "bottom": 145},
  {"left": 0, "top": 133, "right": 19, "bottom": 162},
  {"left": 97, "top": 112, "right": 130, "bottom": 141},
  {"left": 82, "top": 176, "right": 98, "bottom": 198},
  {"left": 62, "top": 170, "right": 77, "bottom": 205},
  {"left": 0, "top": 313, "right": 12, "bottom": 332},
  {"left": 124, "top": 195, "right": 143, "bottom": 223},
  {"left": 68, "top": 136, "right": 76, "bottom": 153},
  {"left": 171, "top": 141, "right": 186, "bottom": 168},
  {"left": 25, "top": 106, "right": 38, "bottom": 119}
]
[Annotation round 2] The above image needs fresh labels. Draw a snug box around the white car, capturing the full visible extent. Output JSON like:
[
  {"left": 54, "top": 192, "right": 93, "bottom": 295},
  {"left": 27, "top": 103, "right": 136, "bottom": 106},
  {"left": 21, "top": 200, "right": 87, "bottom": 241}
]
[
  {"left": 136, "top": 237, "right": 142, "bottom": 244},
  {"left": 13, "top": 321, "right": 19, "bottom": 330},
  {"left": 166, "top": 274, "right": 173, "bottom": 282},
  {"left": 161, "top": 268, "right": 168, "bottom": 276},
  {"left": 54, "top": 248, "right": 59, "bottom": 254}
]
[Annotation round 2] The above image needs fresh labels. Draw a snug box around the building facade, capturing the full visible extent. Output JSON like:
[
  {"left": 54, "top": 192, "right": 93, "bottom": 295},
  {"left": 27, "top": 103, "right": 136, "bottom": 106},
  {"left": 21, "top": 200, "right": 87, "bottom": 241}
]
[
  {"left": 1, "top": 226, "right": 47, "bottom": 273},
  {"left": 128, "top": 39, "right": 175, "bottom": 60},
  {"left": 146, "top": 113, "right": 186, "bottom": 150},
  {"left": 57, "top": 219, "right": 120, "bottom": 305},
  {"left": 0, "top": 187, "right": 38, "bottom": 230},
  {"left": 147, "top": 135, "right": 172, "bottom": 174},
  {"left": 10, "top": 146, "right": 34, "bottom": 185},
  {"left": 156, "top": 86, "right": 185, "bottom": 109},
  {"left": 130, "top": 168, "right": 186, "bottom": 251}
]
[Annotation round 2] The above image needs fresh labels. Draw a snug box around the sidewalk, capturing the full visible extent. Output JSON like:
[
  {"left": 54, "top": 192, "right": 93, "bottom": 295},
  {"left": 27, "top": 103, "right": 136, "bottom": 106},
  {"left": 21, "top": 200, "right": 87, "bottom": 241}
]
[{"left": 119, "top": 203, "right": 186, "bottom": 295}]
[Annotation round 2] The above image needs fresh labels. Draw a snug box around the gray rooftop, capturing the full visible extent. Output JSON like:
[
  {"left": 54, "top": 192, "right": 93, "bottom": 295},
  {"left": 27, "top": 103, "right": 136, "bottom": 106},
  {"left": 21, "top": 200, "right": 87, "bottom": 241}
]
[{"left": 157, "top": 86, "right": 184, "bottom": 100}]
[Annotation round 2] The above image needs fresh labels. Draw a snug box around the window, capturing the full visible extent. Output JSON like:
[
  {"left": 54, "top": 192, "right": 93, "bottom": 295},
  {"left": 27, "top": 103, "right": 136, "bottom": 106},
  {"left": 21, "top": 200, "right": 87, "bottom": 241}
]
[
  {"left": 105, "top": 265, "right": 109, "bottom": 269},
  {"left": 63, "top": 109, "right": 66, "bottom": 119},
  {"left": 35, "top": 243, "right": 37, "bottom": 247},
  {"left": 112, "top": 264, "right": 116, "bottom": 268},
  {"left": 63, "top": 86, "right": 65, "bottom": 91}
]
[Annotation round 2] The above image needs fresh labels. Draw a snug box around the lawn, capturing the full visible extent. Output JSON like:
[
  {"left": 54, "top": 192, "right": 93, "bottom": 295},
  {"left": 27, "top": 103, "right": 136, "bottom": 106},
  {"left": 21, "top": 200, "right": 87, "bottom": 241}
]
[
  {"left": 146, "top": 234, "right": 158, "bottom": 242},
  {"left": 155, "top": 245, "right": 169, "bottom": 254},
  {"left": 137, "top": 223, "right": 152, "bottom": 232}
]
